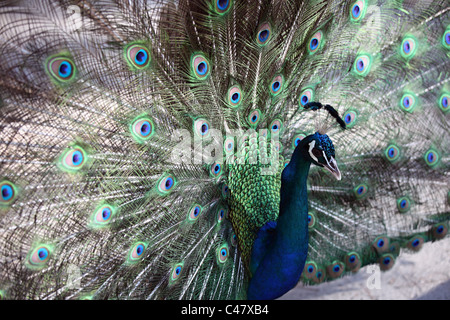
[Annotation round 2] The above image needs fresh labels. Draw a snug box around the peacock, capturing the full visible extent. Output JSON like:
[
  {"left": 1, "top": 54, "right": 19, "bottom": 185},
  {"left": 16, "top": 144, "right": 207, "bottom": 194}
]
[{"left": 0, "top": 0, "right": 448, "bottom": 300}]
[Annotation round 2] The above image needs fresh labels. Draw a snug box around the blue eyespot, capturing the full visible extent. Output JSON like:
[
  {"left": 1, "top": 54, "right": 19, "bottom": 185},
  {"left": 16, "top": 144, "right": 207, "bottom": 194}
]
[
  {"left": 308, "top": 266, "right": 314, "bottom": 273},
  {"left": 403, "top": 41, "right": 411, "bottom": 54},
  {"left": 58, "top": 61, "right": 72, "bottom": 78},
  {"left": 217, "top": 0, "right": 229, "bottom": 10},
  {"left": 231, "top": 92, "right": 240, "bottom": 104},
  {"left": 437, "top": 225, "right": 444, "bottom": 234},
  {"left": 349, "top": 255, "right": 356, "bottom": 263},
  {"left": 158, "top": 174, "right": 176, "bottom": 195},
  {"left": 377, "top": 239, "right": 384, "bottom": 248},
  {"left": 171, "top": 263, "right": 184, "bottom": 282},
  {"left": 333, "top": 265, "right": 340, "bottom": 273},
  {"left": 140, "top": 121, "right": 151, "bottom": 136},
  {"left": 383, "top": 256, "right": 391, "bottom": 265},
  {"left": 424, "top": 149, "right": 439, "bottom": 167},
  {"left": 259, "top": 30, "right": 269, "bottom": 43},
  {"left": 400, "top": 200, "right": 406, "bottom": 208},
  {"left": 175, "top": 266, "right": 181, "bottom": 275},
  {"left": 135, "top": 49, "right": 148, "bottom": 65},
  {"left": 256, "top": 22, "right": 272, "bottom": 46},
  {"left": 192, "top": 54, "right": 210, "bottom": 79},
  {"left": 102, "top": 207, "right": 111, "bottom": 220},
  {"left": 197, "top": 62, "right": 207, "bottom": 75},
  {"left": 71, "top": 151, "right": 83, "bottom": 166},
  {"left": 299, "top": 88, "right": 314, "bottom": 107},
  {"left": 356, "top": 59, "right": 365, "bottom": 72},
  {"left": 37, "top": 248, "right": 49, "bottom": 261},
  {"left": 310, "top": 38, "right": 319, "bottom": 51},
  {"left": 217, "top": 244, "right": 229, "bottom": 263},
  {"left": 136, "top": 244, "right": 144, "bottom": 256},
  {"left": 1, "top": 184, "right": 13, "bottom": 201},
  {"left": 272, "top": 81, "right": 280, "bottom": 92},
  {"left": 352, "top": 4, "right": 360, "bottom": 18}
]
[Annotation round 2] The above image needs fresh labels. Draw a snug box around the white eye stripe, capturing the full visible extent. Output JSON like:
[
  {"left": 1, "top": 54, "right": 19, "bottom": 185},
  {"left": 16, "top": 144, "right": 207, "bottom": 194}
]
[{"left": 308, "top": 140, "right": 318, "bottom": 162}]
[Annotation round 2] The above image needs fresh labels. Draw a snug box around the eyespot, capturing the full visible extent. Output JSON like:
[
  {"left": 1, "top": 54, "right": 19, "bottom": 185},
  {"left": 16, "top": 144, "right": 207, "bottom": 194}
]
[
  {"left": 307, "top": 212, "right": 316, "bottom": 229},
  {"left": 227, "top": 85, "right": 242, "bottom": 108},
  {"left": 191, "top": 53, "right": 210, "bottom": 80},
  {"left": 438, "top": 93, "right": 449, "bottom": 112},
  {"left": 126, "top": 44, "right": 151, "bottom": 69},
  {"left": 188, "top": 204, "right": 202, "bottom": 222},
  {"left": 345, "top": 252, "right": 362, "bottom": 272},
  {"left": 407, "top": 236, "right": 424, "bottom": 252},
  {"left": 327, "top": 261, "right": 344, "bottom": 279},
  {"left": 270, "top": 119, "right": 282, "bottom": 135},
  {"left": 353, "top": 183, "right": 368, "bottom": 199},
  {"left": 303, "top": 261, "right": 318, "bottom": 280},
  {"left": 431, "top": 223, "right": 448, "bottom": 240},
  {"left": 424, "top": 149, "right": 439, "bottom": 167},
  {"left": 397, "top": 197, "right": 411, "bottom": 213},
  {"left": 224, "top": 137, "right": 235, "bottom": 155},
  {"left": 217, "top": 243, "right": 229, "bottom": 264},
  {"left": 59, "top": 146, "right": 87, "bottom": 172},
  {"left": 157, "top": 174, "right": 176, "bottom": 195},
  {"left": 372, "top": 235, "right": 390, "bottom": 254},
  {"left": 231, "top": 233, "right": 237, "bottom": 247},
  {"left": 131, "top": 117, "right": 154, "bottom": 142},
  {"left": 256, "top": 22, "right": 272, "bottom": 46},
  {"left": 401, "top": 37, "right": 417, "bottom": 60},
  {"left": 379, "top": 253, "right": 395, "bottom": 271},
  {"left": 385, "top": 144, "right": 400, "bottom": 162},
  {"left": 0, "top": 181, "right": 18, "bottom": 207},
  {"left": 342, "top": 110, "right": 357, "bottom": 128},
  {"left": 270, "top": 75, "right": 284, "bottom": 96},
  {"left": 171, "top": 263, "right": 184, "bottom": 282},
  {"left": 308, "top": 31, "right": 323, "bottom": 54},
  {"left": 47, "top": 56, "right": 76, "bottom": 82},
  {"left": 442, "top": 29, "right": 450, "bottom": 49},
  {"left": 128, "top": 242, "right": 146, "bottom": 262},
  {"left": 214, "top": 0, "right": 231, "bottom": 14},
  {"left": 27, "top": 245, "right": 52, "bottom": 269},
  {"left": 217, "top": 206, "right": 228, "bottom": 223},
  {"left": 400, "top": 93, "right": 417, "bottom": 112},
  {"left": 292, "top": 133, "right": 306, "bottom": 149},
  {"left": 194, "top": 118, "right": 211, "bottom": 138},
  {"left": 353, "top": 55, "right": 371, "bottom": 76},
  {"left": 90, "top": 204, "right": 116, "bottom": 228},
  {"left": 221, "top": 183, "right": 229, "bottom": 198},
  {"left": 350, "top": 0, "right": 366, "bottom": 22},
  {"left": 247, "top": 109, "right": 261, "bottom": 127},
  {"left": 299, "top": 88, "right": 314, "bottom": 107},
  {"left": 210, "top": 162, "right": 223, "bottom": 178}
]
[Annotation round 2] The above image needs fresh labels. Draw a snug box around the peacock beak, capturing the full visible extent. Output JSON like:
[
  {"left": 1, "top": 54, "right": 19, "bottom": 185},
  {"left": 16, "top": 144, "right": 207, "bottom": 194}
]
[{"left": 322, "top": 156, "right": 341, "bottom": 181}]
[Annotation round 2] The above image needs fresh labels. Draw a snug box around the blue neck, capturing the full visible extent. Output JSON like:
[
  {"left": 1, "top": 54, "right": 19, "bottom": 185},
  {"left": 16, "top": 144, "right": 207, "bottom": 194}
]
[{"left": 247, "top": 145, "right": 310, "bottom": 300}]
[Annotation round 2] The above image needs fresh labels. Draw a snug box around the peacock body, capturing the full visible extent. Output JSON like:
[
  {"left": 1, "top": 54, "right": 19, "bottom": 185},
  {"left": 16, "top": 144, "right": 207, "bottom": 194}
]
[{"left": 0, "top": 0, "right": 449, "bottom": 300}]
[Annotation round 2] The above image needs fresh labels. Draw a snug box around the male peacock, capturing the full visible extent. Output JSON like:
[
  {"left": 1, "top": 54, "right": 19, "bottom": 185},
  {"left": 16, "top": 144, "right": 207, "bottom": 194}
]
[{"left": 0, "top": 0, "right": 448, "bottom": 300}]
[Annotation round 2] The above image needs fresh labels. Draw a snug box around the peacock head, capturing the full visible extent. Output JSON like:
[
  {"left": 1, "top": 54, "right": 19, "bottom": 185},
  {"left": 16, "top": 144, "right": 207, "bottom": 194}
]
[{"left": 302, "top": 132, "right": 341, "bottom": 180}]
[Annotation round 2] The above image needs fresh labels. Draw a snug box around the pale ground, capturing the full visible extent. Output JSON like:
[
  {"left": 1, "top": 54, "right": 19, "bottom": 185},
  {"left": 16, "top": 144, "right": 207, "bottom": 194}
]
[{"left": 279, "top": 237, "right": 450, "bottom": 300}]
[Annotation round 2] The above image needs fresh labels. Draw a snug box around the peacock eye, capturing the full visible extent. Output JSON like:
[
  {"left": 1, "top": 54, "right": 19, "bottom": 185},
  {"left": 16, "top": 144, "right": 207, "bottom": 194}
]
[
  {"left": 129, "top": 242, "right": 146, "bottom": 262},
  {"left": 343, "top": 111, "right": 357, "bottom": 127},
  {"left": 47, "top": 57, "right": 76, "bottom": 82},
  {"left": 59, "top": 146, "right": 87, "bottom": 172},
  {"left": 350, "top": 0, "right": 366, "bottom": 22},
  {"left": 399, "top": 92, "right": 418, "bottom": 112},
  {"left": 270, "top": 75, "right": 284, "bottom": 95},
  {"left": 171, "top": 263, "right": 183, "bottom": 282},
  {"left": 379, "top": 253, "right": 395, "bottom": 271},
  {"left": 327, "top": 261, "right": 344, "bottom": 279},
  {"left": 299, "top": 88, "right": 314, "bottom": 107},
  {"left": 217, "top": 206, "right": 227, "bottom": 223},
  {"left": 270, "top": 119, "right": 283, "bottom": 135},
  {"left": 353, "top": 55, "right": 371, "bottom": 76},
  {"left": 194, "top": 118, "right": 211, "bottom": 138},
  {"left": 247, "top": 109, "right": 261, "bottom": 127},
  {"left": 191, "top": 53, "right": 210, "bottom": 80},
  {"left": 231, "top": 233, "right": 237, "bottom": 247},
  {"left": 385, "top": 144, "right": 400, "bottom": 162},
  {"left": 308, "top": 31, "right": 323, "bottom": 54},
  {"left": 292, "top": 133, "right": 306, "bottom": 148},
  {"left": 303, "top": 262, "right": 318, "bottom": 280},
  {"left": 0, "top": 181, "right": 18, "bottom": 207},
  {"left": 354, "top": 183, "right": 368, "bottom": 198},
  {"left": 224, "top": 137, "right": 235, "bottom": 154},
  {"left": 397, "top": 197, "right": 411, "bottom": 213},
  {"left": 215, "top": 0, "right": 231, "bottom": 14},
  {"left": 442, "top": 29, "right": 450, "bottom": 49},
  {"left": 424, "top": 149, "right": 439, "bottom": 167},
  {"left": 431, "top": 223, "right": 448, "bottom": 240},
  {"left": 126, "top": 44, "right": 151, "bottom": 69},
  {"left": 217, "top": 244, "right": 229, "bottom": 264},
  {"left": 438, "top": 93, "right": 449, "bottom": 112},
  {"left": 227, "top": 86, "right": 242, "bottom": 107},
  {"left": 372, "top": 235, "right": 390, "bottom": 254},
  {"left": 157, "top": 174, "right": 176, "bottom": 195},
  {"left": 210, "top": 162, "right": 223, "bottom": 178},
  {"left": 131, "top": 117, "right": 154, "bottom": 142},
  {"left": 188, "top": 204, "right": 202, "bottom": 221},
  {"left": 401, "top": 37, "right": 417, "bottom": 59},
  {"left": 27, "top": 245, "right": 52, "bottom": 269},
  {"left": 256, "top": 22, "right": 272, "bottom": 46},
  {"left": 407, "top": 236, "right": 424, "bottom": 251},
  {"left": 96, "top": 205, "right": 113, "bottom": 222},
  {"left": 307, "top": 212, "right": 316, "bottom": 229}
]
